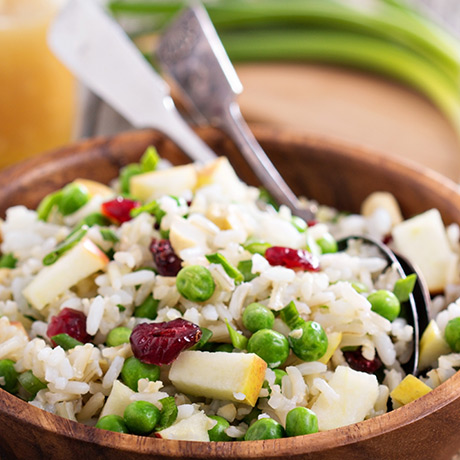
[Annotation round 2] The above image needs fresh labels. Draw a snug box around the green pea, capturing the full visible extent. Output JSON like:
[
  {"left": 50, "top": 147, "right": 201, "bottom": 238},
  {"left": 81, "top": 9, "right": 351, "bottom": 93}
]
[
  {"left": 134, "top": 295, "right": 159, "bottom": 320},
  {"left": 176, "top": 265, "right": 215, "bottom": 302},
  {"left": 316, "top": 232, "right": 338, "bottom": 254},
  {"left": 273, "top": 368, "right": 287, "bottom": 386},
  {"left": 247, "top": 329, "right": 290, "bottom": 368},
  {"left": 123, "top": 400, "right": 160, "bottom": 435},
  {"left": 285, "top": 407, "right": 318, "bottom": 437},
  {"left": 208, "top": 415, "right": 232, "bottom": 441},
  {"left": 242, "top": 303, "right": 275, "bottom": 333},
  {"left": 367, "top": 289, "right": 401, "bottom": 321},
  {"left": 57, "top": 183, "right": 90, "bottom": 216},
  {"left": 288, "top": 321, "right": 328, "bottom": 362},
  {"left": 244, "top": 418, "right": 285, "bottom": 441},
  {"left": 121, "top": 356, "right": 160, "bottom": 391},
  {"left": 96, "top": 414, "right": 129, "bottom": 433},
  {"left": 106, "top": 327, "right": 132, "bottom": 347},
  {"left": 0, "top": 359, "right": 19, "bottom": 393},
  {"left": 445, "top": 317, "right": 460, "bottom": 352}
]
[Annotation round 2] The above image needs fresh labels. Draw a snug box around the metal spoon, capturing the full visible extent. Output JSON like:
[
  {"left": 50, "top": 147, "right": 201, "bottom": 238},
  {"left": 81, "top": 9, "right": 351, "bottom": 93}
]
[{"left": 338, "top": 235, "right": 431, "bottom": 375}]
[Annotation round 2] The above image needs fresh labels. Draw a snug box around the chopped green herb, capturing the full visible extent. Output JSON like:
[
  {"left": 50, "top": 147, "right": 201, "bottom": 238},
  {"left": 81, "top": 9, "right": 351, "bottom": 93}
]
[
  {"left": 81, "top": 213, "right": 111, "bottom": 227},
  {"left": 57, "top": 183, "right": 90, "bottom": 216},
  {"left": 237, "top": 259, "right": 257, "bottom": 282},
  {"left": 37, "top": 190, "right": 62, "bottom": 221},
  {"left": 280, "top": 301, "right": 304, "bottom": 330},
  {"left": 225, "top": 319, "right": 248, "bottom": 350},
  {"left": 191, "top": 327, "right": 213, "bottom": 350},
  {"left": 140, "top": 145, "right": 160, "bottom": 172},
  {"left": 206, "top": 253, "right": 243, "bottom": 284},
  {"left": 351, "top": 281, "right": 368, "bottom": 293},
  {"left": 258, "top": 187, "right": 279, "bottom": 210},
  {"left": 100, "top": 228, "right": 120, "bottom": 242},
  {"left": 51, "top": 333, "right": 83, "bottom": 350},
  {"left": 243, "top": 241, "right": 271, "bottom": 255},
  {"left": 18, "top": 370, "right": 47, "bottom": 398},
  {"left": 291, "top": 216, "right": 307, "bottom": 233},
  {"left": 393, "top": 274, "right": 417, "bottom": 303},
  {"left": 120, "top": 146, "right": 160, "bottom": 194},
  {"left": 116, "top": 304, "right": 126, "bottom": 312},
  {"left": 43, "top": 227, "right": 88, "bottom": 266},
  {"left": 156, "top": 396, "right": 178, "bottom": 431},
  {"left": 0, "top": 253, "right": 17, "bottom": 269}
]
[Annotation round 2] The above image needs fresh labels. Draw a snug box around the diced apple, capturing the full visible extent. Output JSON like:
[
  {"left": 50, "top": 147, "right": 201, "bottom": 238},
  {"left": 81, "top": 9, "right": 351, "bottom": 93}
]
[
  {"left": 23, "top": 238, "right": 109, "bottom": 310},
  {"left": 130, "top": 164, "right": 197, "bottom": 201},
  {"left": 418, "top": 319, "right": 451, "bottom": 370},
  {"left": 73, "top": 179, "right": 113, "bottom": 198},
  {"left": 156, "top": 411, "right": 213, "bottom": 441},
  {"left": 169, "top": 350, "right": 267, "bottom": 407},
  {"left": 311, "top": 365, "right": 379, "bottom": 431},
  {"left": 318, "top": 332, "right": 342, "bottom": 365},
  {"left": 169, "top": 216, "right": 208, "bottom": 255},
  {"left": 392, "top": 209, "right": 459, "bottom": 292},
  {"left": 390, "top": 374, "right": 432, "bottom": 406},
  {"left": 99, "top": 380, "right": 135, "bottom": 418},
  {"left": 361, "top": 191, "right": 403, "bottom": 226},
  {"left": 197, "top": 157, "right": 247, "bottom": 200}
]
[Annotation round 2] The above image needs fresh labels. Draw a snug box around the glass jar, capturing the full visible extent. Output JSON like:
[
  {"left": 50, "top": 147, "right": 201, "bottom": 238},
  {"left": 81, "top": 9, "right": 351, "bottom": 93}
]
[{"left": 0, "top": 0, "right": 77, "bottom": 168}]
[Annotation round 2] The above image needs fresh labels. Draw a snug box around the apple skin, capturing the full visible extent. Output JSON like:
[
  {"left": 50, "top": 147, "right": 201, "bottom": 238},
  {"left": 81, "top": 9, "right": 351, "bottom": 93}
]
[
  {"left": 169, "top": 350, "right": 267, "bottom": 407},
  {"left": 23, "top": 238, "right": 109, "bottom": 311},
  {"left": 130, "top": 164, "right": 197, "bottom": 202}
]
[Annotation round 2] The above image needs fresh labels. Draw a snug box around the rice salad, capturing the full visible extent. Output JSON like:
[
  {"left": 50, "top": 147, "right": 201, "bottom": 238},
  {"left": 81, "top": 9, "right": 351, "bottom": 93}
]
[{"left": 0, "top": 147, "right": 459, "bottom": 441}]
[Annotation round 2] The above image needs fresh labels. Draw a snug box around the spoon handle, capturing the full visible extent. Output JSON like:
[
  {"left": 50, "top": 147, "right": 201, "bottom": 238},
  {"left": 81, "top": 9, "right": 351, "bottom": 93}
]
[{"left": 220, "top": 102, "right": 315, "bottom": 221}]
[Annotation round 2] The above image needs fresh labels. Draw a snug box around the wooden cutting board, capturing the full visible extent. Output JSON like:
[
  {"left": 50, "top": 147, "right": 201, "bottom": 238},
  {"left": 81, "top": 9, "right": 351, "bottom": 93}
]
[{"left": 235, "top": 63, "right": 460, "bottom": 182}]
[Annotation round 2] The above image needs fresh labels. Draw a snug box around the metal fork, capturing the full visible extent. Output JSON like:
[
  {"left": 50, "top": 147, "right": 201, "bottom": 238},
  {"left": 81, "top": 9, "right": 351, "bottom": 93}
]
[{"left": 156, "top": 4, "right": 316, "bottom": 222}]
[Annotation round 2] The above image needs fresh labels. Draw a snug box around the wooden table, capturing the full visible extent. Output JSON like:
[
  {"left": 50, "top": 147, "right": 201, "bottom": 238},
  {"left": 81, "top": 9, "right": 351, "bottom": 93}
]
[{"left": 90, "top": 63, "right": 460, "bottom": 182}]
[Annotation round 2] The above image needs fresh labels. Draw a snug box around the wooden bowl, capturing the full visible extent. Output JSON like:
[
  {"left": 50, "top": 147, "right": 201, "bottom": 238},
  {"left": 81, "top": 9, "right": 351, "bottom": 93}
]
[{"left": 0, "top": 127, "right": 459, "bottom": 460}]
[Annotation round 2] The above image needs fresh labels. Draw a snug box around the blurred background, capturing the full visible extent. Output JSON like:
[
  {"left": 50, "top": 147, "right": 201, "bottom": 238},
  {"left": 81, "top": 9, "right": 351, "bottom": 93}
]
[{"left": 1, "top": 0, "right": 460, "bottom": 180}]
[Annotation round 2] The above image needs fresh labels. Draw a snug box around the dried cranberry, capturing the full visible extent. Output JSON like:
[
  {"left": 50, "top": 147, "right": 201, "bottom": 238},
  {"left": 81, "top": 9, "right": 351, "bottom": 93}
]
[
  {"left": 130, "top": 319, "right": 202, "bottom": 365},
  {"left": 101, "top": 197, "right": 140, "bottom": 224},
  {"left": 47, "top": 308, "right": 92, "bottom": 346},
  {"left": 343, "top": 348, "right": 382, "bottom": 374},
  {"left": 150, "top": 239, "right": 182, "bottom": 276},
  {"left": 265, "top": 246, "right": 320, "bottom": 271},
  {"left": 307, "top": 220, "right": 318, "bottom": 227},
  {"left": 382, "top": 234, "right": 393, "bottom": 245}
]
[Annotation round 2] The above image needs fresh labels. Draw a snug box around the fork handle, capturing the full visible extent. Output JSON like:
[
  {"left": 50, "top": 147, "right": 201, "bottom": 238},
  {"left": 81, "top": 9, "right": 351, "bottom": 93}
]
[
  {"left": 156, "top": 99, "right": 217, "bottom": 164},
  {"left": 220, "top": 102, "right": 315, "bottom": 221}
]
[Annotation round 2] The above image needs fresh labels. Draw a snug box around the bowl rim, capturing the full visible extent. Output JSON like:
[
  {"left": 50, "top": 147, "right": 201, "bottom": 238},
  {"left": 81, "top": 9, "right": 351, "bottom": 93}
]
[{"left": 1, "top": 126, "right": 459, "bottom": 457}]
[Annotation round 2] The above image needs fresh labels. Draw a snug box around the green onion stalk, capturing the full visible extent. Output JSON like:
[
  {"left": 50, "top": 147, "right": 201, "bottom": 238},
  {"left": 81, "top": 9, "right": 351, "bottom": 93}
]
[{"left": 107, "top": 0, "right": 460, "bottom": 133}]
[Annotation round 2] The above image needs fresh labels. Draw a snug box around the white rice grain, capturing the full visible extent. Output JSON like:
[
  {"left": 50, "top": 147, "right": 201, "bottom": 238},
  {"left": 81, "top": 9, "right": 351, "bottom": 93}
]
[
  {"left": 86, "top": 295, "right": 105, "bottom": 335},
  {"left": 102, "top": 355, "right": 125, "bottom": 389}
]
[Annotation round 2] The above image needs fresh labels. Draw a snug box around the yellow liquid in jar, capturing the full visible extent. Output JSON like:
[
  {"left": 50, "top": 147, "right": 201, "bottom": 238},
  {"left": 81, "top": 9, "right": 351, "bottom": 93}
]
[{"left": 0, "top": 0, "right": 77, "bottom": 168}]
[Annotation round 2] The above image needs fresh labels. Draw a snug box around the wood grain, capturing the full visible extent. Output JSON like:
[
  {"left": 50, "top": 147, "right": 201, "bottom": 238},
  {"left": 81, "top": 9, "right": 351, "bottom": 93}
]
[{"left": 0, "top": 127, "right": 460, "bottom": 460}]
